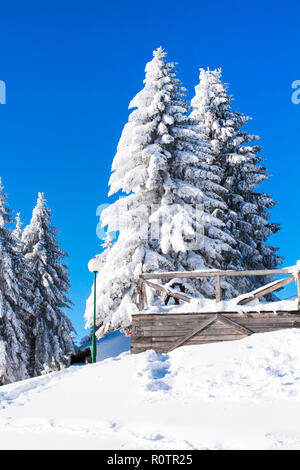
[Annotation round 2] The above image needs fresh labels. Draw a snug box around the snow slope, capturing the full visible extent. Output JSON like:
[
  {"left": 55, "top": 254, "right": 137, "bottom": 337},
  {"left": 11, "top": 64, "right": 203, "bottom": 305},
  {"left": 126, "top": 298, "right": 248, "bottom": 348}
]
[
  {"left": 81, "top": 329, "right": 131, "bottom": 362},
  {"left": 1, "top": 329, "right": 300, "bottom": 450}
]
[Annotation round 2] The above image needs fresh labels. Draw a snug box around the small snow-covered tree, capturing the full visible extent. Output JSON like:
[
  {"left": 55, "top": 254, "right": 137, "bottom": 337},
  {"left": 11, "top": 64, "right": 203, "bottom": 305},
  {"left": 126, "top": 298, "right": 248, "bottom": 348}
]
[
  {"left": 22, "top": 193, "right": 75, "bottom": 376},
  {"left": 190, "top": 68, "right": 283, "bottom": 293},
  {"left": 0, "top": 180, "right": 34, "bottom": 385}
]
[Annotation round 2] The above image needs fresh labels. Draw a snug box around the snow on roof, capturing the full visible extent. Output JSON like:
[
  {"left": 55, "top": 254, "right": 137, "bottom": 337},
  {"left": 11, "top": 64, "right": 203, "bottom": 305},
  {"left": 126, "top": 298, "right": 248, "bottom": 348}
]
[{"left": 144, "top": 296, "right": 299, "bottom": 315}]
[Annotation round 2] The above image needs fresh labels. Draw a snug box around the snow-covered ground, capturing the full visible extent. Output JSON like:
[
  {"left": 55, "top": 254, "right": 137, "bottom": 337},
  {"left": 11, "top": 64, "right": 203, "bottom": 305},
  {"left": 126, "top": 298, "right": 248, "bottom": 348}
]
[{"left": 1, "top": 328, "right": 300, "bottom": 450}]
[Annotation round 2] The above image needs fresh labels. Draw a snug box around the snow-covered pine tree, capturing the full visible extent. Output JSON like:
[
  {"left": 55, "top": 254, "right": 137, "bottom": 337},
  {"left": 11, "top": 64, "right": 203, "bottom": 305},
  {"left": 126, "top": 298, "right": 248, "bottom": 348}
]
[
  {"left": 22, "top": 192, "right": 75, "bottom": 376},
  {"left": 85, "top": 47, "right": 239, "bottom": 337},
  {"left": 149, "top": 58, "right": 240, "bottom": 299},
  {"left": 85, "top": 47, "right": 181, "bottom": 337},
  {"left": 190, "top": 68, "right": 283, "bottom": 293},
  {"left": 0, "top": 180, "right": 34, "bottom": 385}
]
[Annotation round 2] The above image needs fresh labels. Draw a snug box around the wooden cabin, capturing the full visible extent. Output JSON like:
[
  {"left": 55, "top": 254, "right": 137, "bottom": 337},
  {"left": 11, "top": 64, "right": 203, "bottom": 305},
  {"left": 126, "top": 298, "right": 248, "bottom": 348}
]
[{"left": 131, "top": 264, "right": 300, "bottom": 354}]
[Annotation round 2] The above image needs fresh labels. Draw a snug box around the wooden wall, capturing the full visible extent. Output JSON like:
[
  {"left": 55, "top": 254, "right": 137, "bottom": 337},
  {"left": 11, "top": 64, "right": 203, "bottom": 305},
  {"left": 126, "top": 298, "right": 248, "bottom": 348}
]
[{"left": 131, "top": 312, "right": 300, "bottom": 354}]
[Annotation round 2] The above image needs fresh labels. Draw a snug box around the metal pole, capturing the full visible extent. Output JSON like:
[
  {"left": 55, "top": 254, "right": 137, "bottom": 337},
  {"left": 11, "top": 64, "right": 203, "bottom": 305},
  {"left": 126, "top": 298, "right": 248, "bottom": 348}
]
[{"left": 92, "top": 271, "right": 97, "bottom": 363}]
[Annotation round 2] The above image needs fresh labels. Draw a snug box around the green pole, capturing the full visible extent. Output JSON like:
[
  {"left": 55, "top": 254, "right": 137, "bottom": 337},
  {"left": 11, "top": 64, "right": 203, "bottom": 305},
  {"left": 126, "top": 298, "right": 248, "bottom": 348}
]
[{"left": 92, "top": 271, "right": 97, "bottom": 363}]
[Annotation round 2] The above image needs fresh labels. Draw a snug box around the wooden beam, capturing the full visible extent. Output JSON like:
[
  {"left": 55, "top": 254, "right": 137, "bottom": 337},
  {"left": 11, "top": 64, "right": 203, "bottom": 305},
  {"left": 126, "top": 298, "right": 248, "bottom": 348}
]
[
  {"left": 137, "top": 278, "right": 144, "bottom": 311},
  {"left": 217, "top": 314, "right": 254, "bottom": 336},
  {"left": 143, "top": 279, "right": 191, "bottom": 304},
  {"left": 167, "top": 315, "right": 218, "bottom": 353},
  {"left": 236, "top": 275, "right": 295, "bottom": 305},
  {"left": 140, "top": 266, "right": 294, "bottom": 281},
  {"left": 215, "top": 275, "right": 221, "bottom": 303},
  {"left": 142, "top": 281, "right": 147, "bottom": 309},
  {"left": 133, "top": 312, "right": 300, "bottom": 321}
]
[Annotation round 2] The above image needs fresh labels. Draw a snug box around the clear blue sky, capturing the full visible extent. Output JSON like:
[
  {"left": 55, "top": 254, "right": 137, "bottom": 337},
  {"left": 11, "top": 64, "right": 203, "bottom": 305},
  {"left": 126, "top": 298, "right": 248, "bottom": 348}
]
[{"left": 0, "top": 0, "right": 299, "bottom": 341}]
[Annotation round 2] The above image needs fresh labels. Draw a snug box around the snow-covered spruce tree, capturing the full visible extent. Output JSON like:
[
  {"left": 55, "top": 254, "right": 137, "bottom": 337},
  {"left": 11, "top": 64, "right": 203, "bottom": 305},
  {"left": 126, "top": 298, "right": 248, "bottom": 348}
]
[
  {"left": 0, "top": 180, "right": 34, "bottom": 385},
  {"left": 85, "top": 47, "right": 239, "bottom": 337},
  {"left": 149, "top": 62, "right": 240, "bottom": 299},
  {"left": 85, "top": 47, "right": 180, "bottom": 337},
  {"left": 190, "top": 68, "right": 283, "bottom": 293},
  {"left": 22, "top": 193, "right": 75, "bottom": 376}
]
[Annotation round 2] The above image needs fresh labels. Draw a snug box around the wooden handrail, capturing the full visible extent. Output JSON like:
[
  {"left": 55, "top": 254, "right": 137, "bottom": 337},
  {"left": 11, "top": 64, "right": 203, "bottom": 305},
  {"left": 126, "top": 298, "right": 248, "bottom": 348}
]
[
  {"left": 138, "top": 263, "right": 300, "bottom": 310},
  {"left": 140, "top": 266, "right": 294, "bottom": 280}
]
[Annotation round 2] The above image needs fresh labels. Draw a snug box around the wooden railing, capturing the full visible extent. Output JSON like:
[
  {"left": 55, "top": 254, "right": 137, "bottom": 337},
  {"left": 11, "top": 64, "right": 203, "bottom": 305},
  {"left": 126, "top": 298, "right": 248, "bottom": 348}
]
[{"left": 137, "top": 265, "right": 300, "bottom": 311}]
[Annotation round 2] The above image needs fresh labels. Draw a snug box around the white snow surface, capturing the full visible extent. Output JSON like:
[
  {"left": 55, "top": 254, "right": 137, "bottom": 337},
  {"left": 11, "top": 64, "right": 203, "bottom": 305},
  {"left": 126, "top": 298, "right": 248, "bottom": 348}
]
[
  {"left": 1, "top": 328, "right": 300, "bottom": 450},
  {"left": 145, "top": 296, "right": 299, "bottom": 315},
  {"left": 96, "top": 329, "right": 131, "bottom": 362}
]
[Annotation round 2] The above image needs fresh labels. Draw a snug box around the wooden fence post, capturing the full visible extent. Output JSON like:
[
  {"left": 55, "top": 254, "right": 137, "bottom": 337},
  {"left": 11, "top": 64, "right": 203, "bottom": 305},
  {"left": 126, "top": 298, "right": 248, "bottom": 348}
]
[
  {"left": 138, "top": 278, "right": 144, "bottom": 311},
  {"left": 142, "top": 281, "right": 147, "bottom": 309},
  {"left": 216, "top": 274, "right": 221, "bottom": 303}
]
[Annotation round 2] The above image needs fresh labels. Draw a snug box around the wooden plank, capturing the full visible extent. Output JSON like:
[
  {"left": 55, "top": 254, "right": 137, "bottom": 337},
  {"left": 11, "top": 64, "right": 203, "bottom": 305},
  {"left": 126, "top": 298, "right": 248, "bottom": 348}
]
[
  {"left": 140, "top": 326, "right": 212, "bottom": 335},
  {"left": 237, "top": 275, "right": 295, "bottom": 305},
  {"left": 143, "top": 279, "right": 191, "bottom": 304},
  {"left": 238, "top": 316, "right": 297, "bottom": 324},
  {"left": 133, "top": 320, "right": 207, "bottom": 328},
  {"left": 133, "top": 320, "right": 296, "bottom": 351},
  {"left": 215, "top": 275, "right": 221, "bottom": 303},
  {"left": 197, "top": 323, "right": 246, "bottom": 334},
  {"left": 241, "top": 325, "right": 294, "bottom": 332},
  {"left": 132, "top": 340, "right": 173, "bottom": 348},
  {"left": 167, "top": 315, "right": 218, "bottom": 353},
  {"left": 144, "top": 320, "right": 250, "bottom": 335},
  {"left": 149, "top": 330, "right": 244, "bottom": 339},
  {"left": 131, "top": 347, "right": 154, "bottom": 354},
  {"left": 189, "top": 337, "right": 247, "bottom": 345},
  {"left": 192, "top": 331, "right": 246, "bottom": 339},
  {"left": 140, "top": 266, "right": 294, "bottom": 281},
  {"left": 217, "top": 314, "right": 254, "bottom": 335},
  {"left": 149, "top": 326, "right": 250, "bottom": 338},
  {"left": 240, "top": 318, "right": 300, "bottom": 324},
  {"left": 188, "top": 334, "right": 247, "bottom": 343},
  {"left": 132, "top": 311, "right": 300, "bottom": 319},
  {"left": 134, "top": 311, "right": 300, "bottom": 317},
  {"left": 248, "top": 327, "right": 296, "bottom": 332},
  {"left": 137, "top": 279, "right": 144, "bottom": 311},
  {"left": 142, "top": 281, "right": 147, "bottom": 308},
  {"left": 132, "top": 319, "right": 299, "bottom": 334},
  {"left": 143, "top": 319, "right": 296, "bottom": 332},
  {"left": 133, "top": 317, "right": 213, "bottom": 326}
]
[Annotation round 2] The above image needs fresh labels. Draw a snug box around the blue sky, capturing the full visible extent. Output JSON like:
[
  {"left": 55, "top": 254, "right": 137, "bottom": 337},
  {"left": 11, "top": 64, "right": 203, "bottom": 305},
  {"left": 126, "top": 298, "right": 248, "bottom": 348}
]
[{"left": 0, "top": 0, "right": 299, "bottom": 341}]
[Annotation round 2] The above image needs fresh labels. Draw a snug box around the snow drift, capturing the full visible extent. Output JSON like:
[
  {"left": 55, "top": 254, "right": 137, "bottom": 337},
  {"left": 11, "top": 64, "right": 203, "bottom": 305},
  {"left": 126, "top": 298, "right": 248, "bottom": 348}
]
[{"left": 1, "top": 328, "right": 300, "bottom": 450}]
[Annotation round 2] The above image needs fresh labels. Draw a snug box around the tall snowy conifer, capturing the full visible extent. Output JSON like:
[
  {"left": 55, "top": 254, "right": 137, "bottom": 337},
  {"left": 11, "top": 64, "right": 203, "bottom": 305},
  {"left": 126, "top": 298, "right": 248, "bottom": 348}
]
[
  {"left": 85, "top": 48, "right": 239, "bottom": 336},
  {"left": 0, "top": 180, "right": 34, "bottom": 385},
  {"left": 190, "top": 68, "right": 282, "bottom": 293},
  {"left": 85, "top": 47, "right": 179, "bottom": 336},
  {"left": 22, "top": 193, "right": 75, "bottom": 376},
  {"left": 151, "top": 61, "right": 239, "bottom": 299}
]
